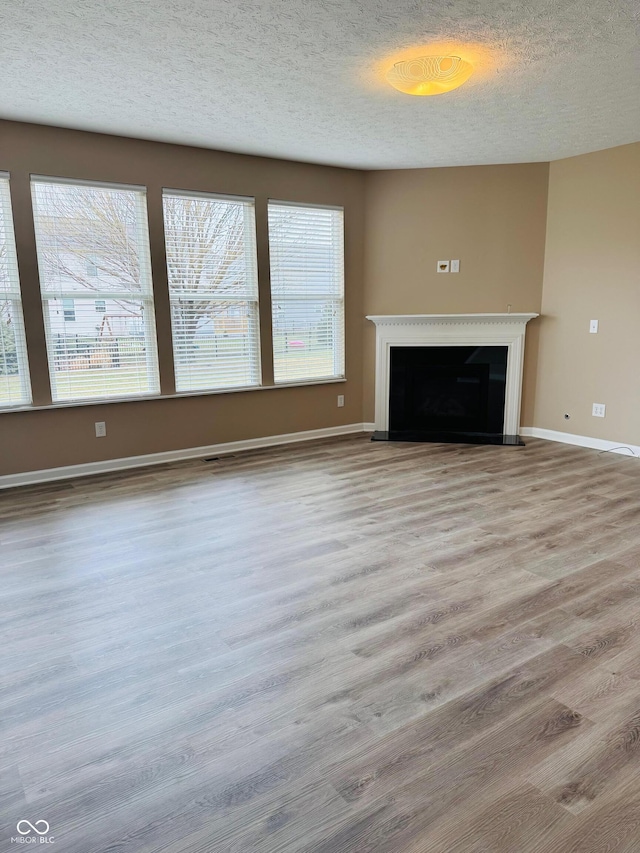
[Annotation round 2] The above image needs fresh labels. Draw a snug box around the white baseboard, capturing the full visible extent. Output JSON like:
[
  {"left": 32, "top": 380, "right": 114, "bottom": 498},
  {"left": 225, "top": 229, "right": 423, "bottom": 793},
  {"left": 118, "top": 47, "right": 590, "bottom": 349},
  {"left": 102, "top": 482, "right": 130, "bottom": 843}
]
[
  {"left": 0, "top": 423, "right": 370, "bottom": 490},
  {"left": 520, "top": 426, "right": 640, "bottom": 458},
  {"left": 10, "top": 422, "right": 634, "bottom": 490}
]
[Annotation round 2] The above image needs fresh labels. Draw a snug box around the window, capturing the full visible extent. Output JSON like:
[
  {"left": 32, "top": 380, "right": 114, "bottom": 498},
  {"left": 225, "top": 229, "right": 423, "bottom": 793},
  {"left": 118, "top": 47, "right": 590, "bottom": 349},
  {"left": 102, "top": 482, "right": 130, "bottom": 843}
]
[
  {"left": 162, "top": 190, "right": 260, "bottom": 391},
  {"left": 31, "top": 178, "right": 159, "bottom": 402},
  {"left": 62, "top": 298, "right": 76, "bottom": 322},
  {"left": 0, "top": 174, "right": 31, "bottom": 408},
  {"left": 268, "top": 202, "right": 344, "bottom": 383}
]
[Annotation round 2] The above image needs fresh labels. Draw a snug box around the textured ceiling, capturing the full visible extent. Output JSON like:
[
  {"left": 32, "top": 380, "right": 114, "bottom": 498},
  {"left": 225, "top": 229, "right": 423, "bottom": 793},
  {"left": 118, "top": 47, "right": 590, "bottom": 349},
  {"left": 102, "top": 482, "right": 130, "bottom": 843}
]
[{"left": 1, "top": 0, "right": 639, "bottom": 169}]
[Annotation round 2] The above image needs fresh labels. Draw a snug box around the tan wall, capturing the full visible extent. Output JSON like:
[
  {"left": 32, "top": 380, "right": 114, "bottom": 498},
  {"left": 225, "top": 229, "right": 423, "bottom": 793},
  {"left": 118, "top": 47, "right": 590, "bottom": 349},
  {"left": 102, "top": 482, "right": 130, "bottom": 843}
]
[
  {"left": 362, "top": 164, "right": 550, "bottom": 422},
  {"left": 532, "top": 142, "right": 640, "bottom": 443},
  {"left": 9, "top": 120, "right": 606, "bottom": 476},
  {"left": 0, "top": 120, "right": 365, "bottom": 476}
]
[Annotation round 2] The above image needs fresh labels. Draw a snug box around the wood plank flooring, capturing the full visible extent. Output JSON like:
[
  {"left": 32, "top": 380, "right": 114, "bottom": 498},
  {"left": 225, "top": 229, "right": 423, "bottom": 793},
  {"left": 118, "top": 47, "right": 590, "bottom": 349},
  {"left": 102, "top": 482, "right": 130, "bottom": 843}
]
[{"left": 2, "top": 435, "right": 640, "bottom": 852}]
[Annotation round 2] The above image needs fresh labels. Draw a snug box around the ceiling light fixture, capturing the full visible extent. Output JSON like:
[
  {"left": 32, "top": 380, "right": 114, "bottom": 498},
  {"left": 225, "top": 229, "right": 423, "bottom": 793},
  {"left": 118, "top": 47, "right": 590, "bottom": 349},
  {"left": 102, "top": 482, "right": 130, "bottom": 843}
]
[{"left": 386, "top": 55, "right": 473, "bottom": 96}]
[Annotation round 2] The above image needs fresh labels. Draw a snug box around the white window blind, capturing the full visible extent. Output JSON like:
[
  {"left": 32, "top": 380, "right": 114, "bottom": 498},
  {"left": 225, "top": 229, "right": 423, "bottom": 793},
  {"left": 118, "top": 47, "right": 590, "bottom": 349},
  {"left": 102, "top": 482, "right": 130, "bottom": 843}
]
[
  {"left": 31, "top": 178, "right": 159, "bottom": 402},
  {"left": 163, "top": 190, "right": 260, "bottom": 391},
  {"left": 0, "top": 175, "right": 31, "bottom": 408},
  {"left": 268, "top": 202, "right": 345, "bottom": 384}
]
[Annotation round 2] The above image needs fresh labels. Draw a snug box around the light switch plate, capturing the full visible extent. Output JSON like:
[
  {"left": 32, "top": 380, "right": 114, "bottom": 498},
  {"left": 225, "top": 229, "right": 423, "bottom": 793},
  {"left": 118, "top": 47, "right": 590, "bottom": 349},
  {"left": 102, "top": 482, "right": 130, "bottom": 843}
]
[
  {"left": 589, "top": 319, "right": 598, "bottom": 333},
  {"left": 592, "top": 403, "right": 606, "bottom": 418},
  {"left": 437, "top": 260, "right": 450, "bottom": 273},
  {"left": 450, "top": 259, "right": 460, "bottom": 273}
]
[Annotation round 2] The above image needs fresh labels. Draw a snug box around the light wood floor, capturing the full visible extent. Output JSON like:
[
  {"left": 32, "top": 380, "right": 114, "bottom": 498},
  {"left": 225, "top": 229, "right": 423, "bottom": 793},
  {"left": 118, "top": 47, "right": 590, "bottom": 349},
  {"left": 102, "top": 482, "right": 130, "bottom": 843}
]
[{"left": 3, "top": 435, "right": 640, "bottom": 852}]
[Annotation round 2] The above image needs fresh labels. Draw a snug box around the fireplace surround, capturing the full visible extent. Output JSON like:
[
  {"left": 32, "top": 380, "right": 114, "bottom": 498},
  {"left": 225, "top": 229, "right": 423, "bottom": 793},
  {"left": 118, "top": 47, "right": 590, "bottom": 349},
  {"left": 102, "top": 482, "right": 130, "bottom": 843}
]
[{"left": 367, "top": 313, "right": 538, "bottom": 445}]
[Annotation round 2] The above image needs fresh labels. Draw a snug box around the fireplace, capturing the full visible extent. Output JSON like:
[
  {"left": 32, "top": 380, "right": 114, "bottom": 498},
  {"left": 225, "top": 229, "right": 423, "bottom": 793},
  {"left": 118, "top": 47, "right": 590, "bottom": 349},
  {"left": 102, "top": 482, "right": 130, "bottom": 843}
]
[{"left": 367, "top": 313, "right": 538, "bottom": 446}]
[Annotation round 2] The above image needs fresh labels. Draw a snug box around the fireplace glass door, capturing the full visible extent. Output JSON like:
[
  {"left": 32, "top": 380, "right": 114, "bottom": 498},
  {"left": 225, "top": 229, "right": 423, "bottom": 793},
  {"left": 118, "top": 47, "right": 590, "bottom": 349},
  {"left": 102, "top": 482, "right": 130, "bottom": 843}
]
[{"left": 389, "top": 345, "right": 508, "bottom": 435}]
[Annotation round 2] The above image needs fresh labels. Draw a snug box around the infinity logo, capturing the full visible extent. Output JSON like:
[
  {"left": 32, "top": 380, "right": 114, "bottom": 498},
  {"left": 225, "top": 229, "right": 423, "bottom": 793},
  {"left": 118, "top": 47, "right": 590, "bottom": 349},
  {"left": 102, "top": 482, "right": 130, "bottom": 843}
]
[{"left": 16, "top": 821, "right": 50, "bottom": 836}]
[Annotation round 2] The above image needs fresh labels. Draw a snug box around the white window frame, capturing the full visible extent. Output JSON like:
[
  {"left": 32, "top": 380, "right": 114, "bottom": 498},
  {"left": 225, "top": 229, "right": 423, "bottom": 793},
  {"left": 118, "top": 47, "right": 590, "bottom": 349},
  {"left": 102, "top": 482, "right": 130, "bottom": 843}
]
[
  {"left": 31, "top": 176, "right": 160, "bottom": 403},
  {"left": 162, "top": 188, "right": 261, "bottom": 392},
  {"left": 268, "top": 201, "right": 345, "bottom": 384},
  {"left": 0, "top": 173, "right": 32, "bottom": 409}
]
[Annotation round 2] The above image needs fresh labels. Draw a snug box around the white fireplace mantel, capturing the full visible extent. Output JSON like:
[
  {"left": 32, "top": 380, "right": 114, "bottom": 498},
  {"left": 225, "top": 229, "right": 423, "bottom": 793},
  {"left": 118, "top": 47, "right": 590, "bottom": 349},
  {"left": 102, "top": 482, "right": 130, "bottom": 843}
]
[{"left": 366, "top": 313, "right": 539, "bottom": 435}]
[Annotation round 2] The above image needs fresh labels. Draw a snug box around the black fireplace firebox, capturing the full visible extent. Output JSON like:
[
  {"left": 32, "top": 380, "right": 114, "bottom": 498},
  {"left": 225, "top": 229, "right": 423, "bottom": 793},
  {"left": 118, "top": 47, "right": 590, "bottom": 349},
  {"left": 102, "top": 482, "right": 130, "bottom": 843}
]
[{"left": 372, "top": 345, "right": 524, "bottom": 446}]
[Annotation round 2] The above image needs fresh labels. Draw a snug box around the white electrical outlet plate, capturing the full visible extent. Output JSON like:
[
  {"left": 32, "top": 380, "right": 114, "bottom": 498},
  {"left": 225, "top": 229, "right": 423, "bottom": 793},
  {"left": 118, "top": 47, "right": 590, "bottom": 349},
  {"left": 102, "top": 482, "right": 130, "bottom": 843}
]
[
  {"left": 337, "top": 395, "right": 344, "bottom": 408},
  {"left": 95, "top": 421, "right": 107, "bottom": 437},
  {"left": 450, "top": 259, "right": 460, "bottom": 273},
  {"left": 589, "top": 319, "right": 599, "bottom": 333},
  {"left": 437, "top": 260, "right": 450, "bottom": 273},
  {"left": 592, "top": 403, "right": 606, "bottom": 418}
]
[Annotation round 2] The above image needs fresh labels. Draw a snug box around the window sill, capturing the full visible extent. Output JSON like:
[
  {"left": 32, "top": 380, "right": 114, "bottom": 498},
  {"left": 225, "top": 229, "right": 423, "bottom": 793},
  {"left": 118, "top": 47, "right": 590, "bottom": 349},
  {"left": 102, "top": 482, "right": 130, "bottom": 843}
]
[{"left": 0, "top": 376, "right": 347, "bottom": 414}]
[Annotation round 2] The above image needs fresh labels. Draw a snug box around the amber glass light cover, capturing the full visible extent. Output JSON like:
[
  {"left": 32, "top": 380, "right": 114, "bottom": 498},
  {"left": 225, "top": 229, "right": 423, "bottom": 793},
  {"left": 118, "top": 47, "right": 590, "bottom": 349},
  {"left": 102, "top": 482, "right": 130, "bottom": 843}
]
[{"left": 386, "top": 55, "right": 473, "bottom": 96}]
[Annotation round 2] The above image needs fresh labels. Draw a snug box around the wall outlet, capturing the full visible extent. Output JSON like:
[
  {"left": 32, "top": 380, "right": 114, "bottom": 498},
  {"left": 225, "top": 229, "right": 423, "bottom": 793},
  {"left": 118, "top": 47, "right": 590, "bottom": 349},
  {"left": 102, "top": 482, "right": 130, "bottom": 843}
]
[
  {"left": 95, "top": 421, "right": 107, "bottom": 437},
  {"left": 337, "top": 395, "right": 345, "bottom": 408},
  {"left": 450, "top": 259, "right": 460, "bottom": 273},
  {"left": 592, "top": 403, "right": 606, "bottom": 418},
  {"left": 589, "top": 319, "right": 599, "bottom": 333},
  {"left": 437, "top": 260, "right": 450, "bottom": 273}
]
